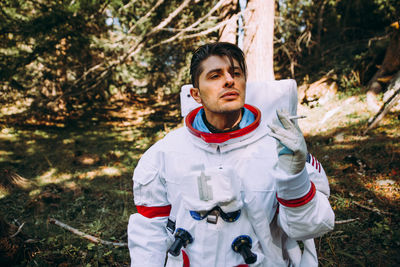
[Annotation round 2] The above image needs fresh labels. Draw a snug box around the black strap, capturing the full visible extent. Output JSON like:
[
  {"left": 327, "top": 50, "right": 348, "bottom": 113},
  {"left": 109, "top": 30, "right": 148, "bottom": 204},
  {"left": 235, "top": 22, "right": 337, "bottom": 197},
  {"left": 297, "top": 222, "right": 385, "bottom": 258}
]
[
  {"left": 202, "top": 108, "right": 243, "bottom": 133},
  {"left": 166, "top": 218, "right": 176, "bottom": 234}
]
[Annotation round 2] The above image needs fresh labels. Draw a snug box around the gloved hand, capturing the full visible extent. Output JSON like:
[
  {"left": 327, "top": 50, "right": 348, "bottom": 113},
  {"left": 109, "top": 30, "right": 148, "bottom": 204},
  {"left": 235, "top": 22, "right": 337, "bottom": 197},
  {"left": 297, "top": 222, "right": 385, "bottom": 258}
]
[{"left": 268, "top": 110, "right": 307, "bottom": 175}]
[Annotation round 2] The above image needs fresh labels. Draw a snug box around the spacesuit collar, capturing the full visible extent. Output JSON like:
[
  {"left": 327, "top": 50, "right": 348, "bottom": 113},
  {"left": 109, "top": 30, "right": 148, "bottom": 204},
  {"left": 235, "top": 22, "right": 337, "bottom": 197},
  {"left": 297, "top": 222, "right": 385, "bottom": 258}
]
[{"left": 185, "top": 104, "right": 261, "bottom": 144}]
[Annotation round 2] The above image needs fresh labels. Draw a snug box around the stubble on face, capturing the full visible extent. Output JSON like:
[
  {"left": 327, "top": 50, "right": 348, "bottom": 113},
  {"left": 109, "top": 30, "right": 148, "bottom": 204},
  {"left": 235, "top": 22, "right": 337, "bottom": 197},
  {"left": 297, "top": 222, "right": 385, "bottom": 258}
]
[{"left": 191, "top": 55, "right": 246, "bottom": 130}]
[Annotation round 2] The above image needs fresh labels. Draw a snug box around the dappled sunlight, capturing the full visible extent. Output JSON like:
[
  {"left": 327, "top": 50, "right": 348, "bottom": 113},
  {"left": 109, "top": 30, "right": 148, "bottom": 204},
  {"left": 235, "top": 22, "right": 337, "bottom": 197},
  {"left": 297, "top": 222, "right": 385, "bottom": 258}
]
[
  {"left": 0, "top": 149, "right": 12, "bottom": 158},
  {"left": 38, "top": 168, "right": 58, "bottom": 184},
  {"left": 298, "top": 95, "right": 372, "bottom": 135},
  {"left": 28, "top": 188, "right": 41, "bottom": 198},
  {"left": 0, "top": 190, "right": 9, "bottom": 199},
  {"left": 370, "top": 176, "right": 400, "bottom": 202},
  {"left": 1, "top": 127, "right": 16, "bottom": 138},
  {"left": 0, "top": 98, "right": 33, "bottom": 116},
  {"left": 1, "top": 79, "right": 398, "bottom": 266},
  {"left": 105, "top": 106, "right": 155, "bottom": 127},
  {"left": 101, "top": 166, "right": 123, "bottom": 177},
  {"left": 0, "top": 0, "right": 396, "bottom": 264},
  {"left": 298, "top": 94, "right": 400, "bottom": 265},
  {"left": 77, "top": 166, "right": 126, "bottom": 180}
]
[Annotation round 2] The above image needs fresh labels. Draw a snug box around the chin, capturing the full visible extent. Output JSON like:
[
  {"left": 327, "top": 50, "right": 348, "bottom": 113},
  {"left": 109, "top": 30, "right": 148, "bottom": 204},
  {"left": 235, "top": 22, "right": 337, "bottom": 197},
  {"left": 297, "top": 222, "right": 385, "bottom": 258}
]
[{"left": 219, "top": 101, "right": 244, "bottom": 113}]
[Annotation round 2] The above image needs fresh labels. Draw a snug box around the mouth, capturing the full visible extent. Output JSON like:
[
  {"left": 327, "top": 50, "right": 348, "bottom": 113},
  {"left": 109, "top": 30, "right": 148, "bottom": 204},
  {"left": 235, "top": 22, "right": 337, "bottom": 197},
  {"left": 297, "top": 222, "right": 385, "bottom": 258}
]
[{"left": 221, "top": 90, "right": 240, "bottom": 99}]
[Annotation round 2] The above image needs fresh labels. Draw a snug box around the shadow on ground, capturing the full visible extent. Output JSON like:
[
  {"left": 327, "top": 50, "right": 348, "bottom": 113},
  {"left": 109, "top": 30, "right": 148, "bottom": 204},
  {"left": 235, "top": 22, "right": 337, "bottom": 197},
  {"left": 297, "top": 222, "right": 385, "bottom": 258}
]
[
  {"left": 0, "top": 99, "right": 181, "bottom": 266},
  {"left": 304, "top": 112, "right": 400, "bottom": 267},
  {"left": 0, "top": 101, "right": 399, "bottom": 266}
]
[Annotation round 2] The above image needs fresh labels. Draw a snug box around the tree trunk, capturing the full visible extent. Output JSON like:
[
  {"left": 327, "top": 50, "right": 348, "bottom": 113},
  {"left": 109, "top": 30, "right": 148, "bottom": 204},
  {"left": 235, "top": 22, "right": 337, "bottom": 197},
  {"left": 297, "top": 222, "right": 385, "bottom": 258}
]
[
  {"left": 367, "top": 28, "right": 400, "bottom": 95},
  {"left": 366, "top": 26, "right": 400, "bottom": 111},
  {"left": 364, "top": 70, "right": 400, "bottom": 135},
  {"left": 316, "top": 0, "right": 329, "bottom": 58},
  {"left": 218, "top": 0, "right": 239, "bottom": 44},
  {"left": 243, "top": 0, "right": 275, "bottom": 81}
]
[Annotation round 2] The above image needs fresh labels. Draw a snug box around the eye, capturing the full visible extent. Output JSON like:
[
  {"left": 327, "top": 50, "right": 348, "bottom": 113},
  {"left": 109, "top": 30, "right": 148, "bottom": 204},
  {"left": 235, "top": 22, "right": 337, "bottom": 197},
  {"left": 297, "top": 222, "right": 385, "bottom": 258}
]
[{"left": 209, "top": 74, "right": 219, "bottom": 79}]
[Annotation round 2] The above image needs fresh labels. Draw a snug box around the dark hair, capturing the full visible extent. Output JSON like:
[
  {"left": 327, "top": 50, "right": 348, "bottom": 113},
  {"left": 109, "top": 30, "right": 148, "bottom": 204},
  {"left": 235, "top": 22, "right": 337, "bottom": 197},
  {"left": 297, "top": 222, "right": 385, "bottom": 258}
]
[{"left": 190, "top": 42, "right": 247, "bottom": 89}]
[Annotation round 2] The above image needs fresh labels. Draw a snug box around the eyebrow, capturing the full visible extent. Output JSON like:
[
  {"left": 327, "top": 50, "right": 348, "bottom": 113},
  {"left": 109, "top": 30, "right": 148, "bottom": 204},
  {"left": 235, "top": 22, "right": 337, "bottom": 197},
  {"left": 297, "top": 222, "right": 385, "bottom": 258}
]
[{"left": 206, "top": 66, "right": 242, "bottom": 76}]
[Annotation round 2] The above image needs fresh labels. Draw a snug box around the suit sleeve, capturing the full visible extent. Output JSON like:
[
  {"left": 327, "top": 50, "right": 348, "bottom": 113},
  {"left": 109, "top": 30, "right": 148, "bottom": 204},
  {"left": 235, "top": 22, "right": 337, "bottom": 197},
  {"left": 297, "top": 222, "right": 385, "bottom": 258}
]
[
  {"left": 275, "top": 153, "right": 335, "bottom": 240},
  {"left": 127, "top": 144, "right": 171, "bottom": 267}
]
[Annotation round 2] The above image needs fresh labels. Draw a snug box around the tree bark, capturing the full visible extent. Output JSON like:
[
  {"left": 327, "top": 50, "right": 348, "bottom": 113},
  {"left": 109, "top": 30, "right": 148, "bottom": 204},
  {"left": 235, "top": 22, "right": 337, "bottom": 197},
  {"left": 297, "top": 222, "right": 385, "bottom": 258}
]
[
  {"left": 316, "top": 0, "right": 328, "bottom": 58},
  {"left": 218, "top": 0, "right": 239, "bottom": 44},
  {"left": 366, "top": 27, "right": 400, "bottom": 112},
  {"left": 364, "top": 70, "right": 400, "bottom": 135},
  {"left": 367, "top": 29, "right": 400, "bottom": 95},
  {"left": 243, "top": 0, "right": 275, "bottom": 81}
]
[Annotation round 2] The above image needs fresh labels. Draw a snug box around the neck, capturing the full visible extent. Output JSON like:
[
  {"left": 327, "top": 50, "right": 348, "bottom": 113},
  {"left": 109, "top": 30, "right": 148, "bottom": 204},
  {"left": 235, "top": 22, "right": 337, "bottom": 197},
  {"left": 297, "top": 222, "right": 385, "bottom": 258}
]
[{"left": 203, "top": 109, "right": 242, "bottom": 132}]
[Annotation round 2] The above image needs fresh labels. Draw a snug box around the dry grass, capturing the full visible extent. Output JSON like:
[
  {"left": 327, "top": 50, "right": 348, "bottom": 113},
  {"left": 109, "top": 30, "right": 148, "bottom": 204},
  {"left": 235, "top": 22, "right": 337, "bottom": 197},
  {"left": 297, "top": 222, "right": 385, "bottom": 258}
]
[
  {"left": 0, "top": 93, "right": 399, "bottom": 266},
  {"left": 298, "top": 95, "right": 400, "bottom": 266}
]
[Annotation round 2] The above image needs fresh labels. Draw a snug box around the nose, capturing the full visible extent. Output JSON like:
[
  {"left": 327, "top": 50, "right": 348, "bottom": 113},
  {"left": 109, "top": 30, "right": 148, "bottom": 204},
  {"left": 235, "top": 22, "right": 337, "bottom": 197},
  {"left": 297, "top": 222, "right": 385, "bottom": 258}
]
[{"left": 224, "top": 72, "right": 234, "bottom": 87}]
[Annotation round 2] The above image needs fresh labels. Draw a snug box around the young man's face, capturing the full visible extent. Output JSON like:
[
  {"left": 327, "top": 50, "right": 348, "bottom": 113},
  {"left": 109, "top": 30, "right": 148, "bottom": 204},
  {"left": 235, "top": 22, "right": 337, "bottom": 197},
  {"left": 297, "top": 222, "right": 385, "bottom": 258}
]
[{"left": 190, "top": 55, "right": 246, "bottom": 117}]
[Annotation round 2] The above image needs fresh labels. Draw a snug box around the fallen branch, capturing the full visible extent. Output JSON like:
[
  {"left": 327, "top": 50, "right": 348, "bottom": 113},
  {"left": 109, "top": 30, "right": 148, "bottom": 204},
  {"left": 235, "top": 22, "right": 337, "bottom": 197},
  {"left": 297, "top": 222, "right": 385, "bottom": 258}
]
[
  {"left": 335, "top": 218, "right": 359, "bottom": 225},
  {"left": 49, "top": 218, "right": 127, "bottom": 247},
  {"left": 10, "top": 222, "right": 25, "bottom": 238},
  {"left": 363, "top": 70, "right": 400, "bottom": 135},
  {"left": 331, "top": 195, "right": 393, "bottom": 216},
  {"left": 329, "top": 234, "right": 349, "bottom": 239},
  {"left": 352, "top": 201, "right": 392, "bottom": 216},
  {"left": 25, "top": 239, "right": 40, "bottom": 244}
]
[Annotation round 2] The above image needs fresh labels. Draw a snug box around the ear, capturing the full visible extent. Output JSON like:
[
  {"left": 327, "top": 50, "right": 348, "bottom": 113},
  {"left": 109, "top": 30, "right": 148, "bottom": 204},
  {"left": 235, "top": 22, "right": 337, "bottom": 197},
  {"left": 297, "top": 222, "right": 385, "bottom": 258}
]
[{"left": 190, "top": 87, "right": 202, "bottom": 104}]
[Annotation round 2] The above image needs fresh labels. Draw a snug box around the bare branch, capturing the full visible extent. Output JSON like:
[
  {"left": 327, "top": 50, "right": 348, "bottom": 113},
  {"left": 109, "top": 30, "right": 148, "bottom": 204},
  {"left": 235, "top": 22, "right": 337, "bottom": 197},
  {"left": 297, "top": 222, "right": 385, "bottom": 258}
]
[
  {"left": 69, "top": 0, "right": 191, "bottom": 90},
  {"left": 127, "top": 0, "right": 166, "bottom": 34},
  {"left": 154, "top": 0, "right": 235, "bottom": 46},
  {"left": 368, "top": 33, "right": 391, "bottom": 47},
  {"left": 182, "top": 16, "right": 237, "bottom": 39},
  {"left": 182, "top": 0, "right": 225, "bottom": 31},
  {"left": 49, "top": 218, "right": 127, "bottom": 247},
  {"left": 352, "top": 201, "right": 393, "bottom": 216},
  {"left": 10, "top": 222, "right": 25, "bottom": 238},
  {"left": 118, "top": 0, "right": 139, "bottom": 13},
  {"left": 62, "top": 0, "right": 230, "bottom": 101},
  {"left": 109, "top": 0, "right": 193, "bottom": 66},
  {"left": 157, "top": 0, "right": 225, "bottom": 35},
  {"left": 335, "top": 218, "right": 359, "bottom": 225},
  {"left": 64, "top": 0, "right": 191, "bottom": 93},
  {"left": 148, "top": 0, "right": 192, "bottom": 36},
  {"left": 149, "top": 8, "right": 248, "bottom": 50}
]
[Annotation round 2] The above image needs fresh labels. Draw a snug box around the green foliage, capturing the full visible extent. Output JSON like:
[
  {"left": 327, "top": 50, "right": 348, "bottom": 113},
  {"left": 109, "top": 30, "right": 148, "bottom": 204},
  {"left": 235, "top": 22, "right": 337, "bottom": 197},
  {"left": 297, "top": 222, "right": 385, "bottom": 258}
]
[
  {"left": 0, "top": 122, "right": 138, "bottom": 266},
  {"left": 301, "top": 96, "right": 400, "bottom": 266},
  {"left": 1, "top": 0, "right": 108, "bottom": 116},
  {"left": 275, "top": 0, "right": 399, "bottom": 89},
  {"left": 0, "top": 0, "right": 220, "bottom": 119},
  {"left": 1, "top": 94, "right": 400, "bottom": 265},
  {"left": 1, "top": 0, "right": 399, "bottom": 119}
]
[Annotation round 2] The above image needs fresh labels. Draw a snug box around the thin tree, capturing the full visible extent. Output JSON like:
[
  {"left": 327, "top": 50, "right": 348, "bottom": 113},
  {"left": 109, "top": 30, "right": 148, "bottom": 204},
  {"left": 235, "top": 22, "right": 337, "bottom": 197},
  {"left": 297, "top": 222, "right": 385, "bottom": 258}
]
[
  {"left": 218, "top": 0, "right": 239, "bottom": 44},
  {"left": 243, "top": 0, "right": 275, "bottom": 81}
]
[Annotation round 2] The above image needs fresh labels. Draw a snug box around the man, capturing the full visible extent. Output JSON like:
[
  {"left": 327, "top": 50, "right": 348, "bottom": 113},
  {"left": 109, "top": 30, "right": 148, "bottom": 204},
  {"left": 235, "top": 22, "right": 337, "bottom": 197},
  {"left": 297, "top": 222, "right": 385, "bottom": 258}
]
[{"left": 128, "top": 42, "right": 334, "bottom": 267}]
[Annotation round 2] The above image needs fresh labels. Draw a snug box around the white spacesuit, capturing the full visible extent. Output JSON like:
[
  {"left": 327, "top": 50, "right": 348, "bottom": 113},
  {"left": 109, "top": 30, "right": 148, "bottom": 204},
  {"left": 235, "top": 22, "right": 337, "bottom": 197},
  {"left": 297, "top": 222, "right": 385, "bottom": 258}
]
[{"left": 127, "top": 95, "right": 335, "bottom": 266}]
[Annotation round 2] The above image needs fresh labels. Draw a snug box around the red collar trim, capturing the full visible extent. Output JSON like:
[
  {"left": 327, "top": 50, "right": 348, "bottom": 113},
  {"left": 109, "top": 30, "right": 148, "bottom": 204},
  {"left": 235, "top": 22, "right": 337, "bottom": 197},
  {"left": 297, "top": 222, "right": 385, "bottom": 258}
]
[{"left": 185, "top": 104, "right": 261, "bottom": 144}]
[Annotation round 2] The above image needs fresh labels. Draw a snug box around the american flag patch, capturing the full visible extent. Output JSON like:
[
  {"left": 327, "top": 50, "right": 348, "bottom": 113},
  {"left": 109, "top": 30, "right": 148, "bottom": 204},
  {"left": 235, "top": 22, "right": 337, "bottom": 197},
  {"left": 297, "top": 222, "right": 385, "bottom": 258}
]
[{"left": 307, "top": 153, "right": 321, "bottom": 173}]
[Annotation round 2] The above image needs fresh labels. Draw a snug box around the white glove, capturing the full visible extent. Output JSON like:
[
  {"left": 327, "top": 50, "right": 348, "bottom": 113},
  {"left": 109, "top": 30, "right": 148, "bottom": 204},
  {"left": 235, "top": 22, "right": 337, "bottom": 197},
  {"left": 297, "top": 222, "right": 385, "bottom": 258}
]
[{"left": 268, "top": 110, "right": 307, "bottom": 175}]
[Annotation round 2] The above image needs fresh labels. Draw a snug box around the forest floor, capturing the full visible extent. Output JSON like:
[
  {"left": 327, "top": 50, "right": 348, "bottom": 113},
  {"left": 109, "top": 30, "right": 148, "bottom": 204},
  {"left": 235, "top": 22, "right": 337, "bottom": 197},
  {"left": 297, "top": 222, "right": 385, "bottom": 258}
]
[{"left": 0, "top": 91, "right": 399, "bottom": 266}]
